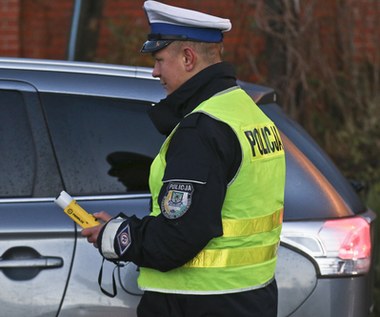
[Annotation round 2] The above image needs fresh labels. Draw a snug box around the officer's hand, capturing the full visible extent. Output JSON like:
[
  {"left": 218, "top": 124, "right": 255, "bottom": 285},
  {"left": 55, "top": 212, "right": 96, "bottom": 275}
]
[{"left": 81, "top": 211, "right": 112, "bottom": 248}]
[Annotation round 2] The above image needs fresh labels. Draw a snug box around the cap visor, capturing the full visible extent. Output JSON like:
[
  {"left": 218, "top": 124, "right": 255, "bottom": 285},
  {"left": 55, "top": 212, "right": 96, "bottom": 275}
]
[{"left": 140, "top": 40, "right": 172, "bottom": 53}]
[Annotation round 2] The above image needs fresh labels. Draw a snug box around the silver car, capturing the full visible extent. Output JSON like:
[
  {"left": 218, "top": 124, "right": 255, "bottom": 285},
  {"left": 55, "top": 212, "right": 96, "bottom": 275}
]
[{"left": 0, "top": 58, "right": 376, "bottom": 317}]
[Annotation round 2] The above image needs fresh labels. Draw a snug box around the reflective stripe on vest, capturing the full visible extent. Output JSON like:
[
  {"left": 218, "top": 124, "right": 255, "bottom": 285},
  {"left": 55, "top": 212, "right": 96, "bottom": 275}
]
[
  {"left": 139, "top": 87, "right": 286, "bottom": 294},
  {"left": 222, "top": 207, "right": 283, "bottom": 237},
  {"left": 184, "top": 241, "right": 279, "bottom": 268}
]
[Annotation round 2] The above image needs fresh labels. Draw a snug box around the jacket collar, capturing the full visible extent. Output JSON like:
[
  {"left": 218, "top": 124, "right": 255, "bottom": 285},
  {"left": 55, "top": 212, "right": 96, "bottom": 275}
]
[{"left": 148, "top": 61, "right": 237, "bottom": 136}]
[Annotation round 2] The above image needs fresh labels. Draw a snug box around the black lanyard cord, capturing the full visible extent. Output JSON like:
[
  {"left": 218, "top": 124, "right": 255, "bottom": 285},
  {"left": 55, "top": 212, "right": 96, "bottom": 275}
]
[{"left": 98, "top": 257, "right": 124, "bottom": 298}]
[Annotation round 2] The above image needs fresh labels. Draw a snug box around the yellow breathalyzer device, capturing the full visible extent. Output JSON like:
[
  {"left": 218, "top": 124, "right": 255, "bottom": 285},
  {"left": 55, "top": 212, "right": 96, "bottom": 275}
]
[{"left": 55, "top": 191, "right": 100, "bottom": 228}]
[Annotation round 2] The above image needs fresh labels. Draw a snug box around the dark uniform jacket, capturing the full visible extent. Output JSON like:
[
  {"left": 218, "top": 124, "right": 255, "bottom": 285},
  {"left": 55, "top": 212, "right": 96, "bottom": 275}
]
[{"left": 101, "top": 61, "right": 278, "bottom": 317}]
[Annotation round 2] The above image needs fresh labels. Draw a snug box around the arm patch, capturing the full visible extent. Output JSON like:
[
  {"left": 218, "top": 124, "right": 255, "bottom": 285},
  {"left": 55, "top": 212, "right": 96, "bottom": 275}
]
[
  {"left": 116, "top": 224, "right": 132, "bottom": 256},
  {"left": 161, "top": 182, "right": 194, "bottom": 219}
]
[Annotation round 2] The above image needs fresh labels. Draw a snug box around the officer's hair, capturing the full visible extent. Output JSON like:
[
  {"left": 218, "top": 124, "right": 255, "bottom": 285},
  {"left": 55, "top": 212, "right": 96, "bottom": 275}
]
[{"left": 171, "top": 41, "right": 224, "bottom": 64}]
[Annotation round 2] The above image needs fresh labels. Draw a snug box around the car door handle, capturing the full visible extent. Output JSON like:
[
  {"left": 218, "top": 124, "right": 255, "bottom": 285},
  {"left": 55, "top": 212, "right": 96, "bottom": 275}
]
[
  {"left": 0, "top": 257, "right": 63, "bottom": 269},
  {"left": 0, "top": 247, "right": 64, "bottom": 280}
]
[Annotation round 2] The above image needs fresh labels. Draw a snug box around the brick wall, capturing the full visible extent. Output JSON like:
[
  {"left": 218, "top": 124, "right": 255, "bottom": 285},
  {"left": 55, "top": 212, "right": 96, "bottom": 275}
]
[
  {"left": 311, "top": 0, "right": 380, "bottom": 65},
  {"left": 0, "top": 0, "right": 378, "bottom": 73},
  {"left": 0, "top": 0, "right": 259, "bottom": 65},
  {"left": 351, "top": 0, "right": 380, "bottom": 63},
  {"left": 0, "top": 0, "right": 73, "bottom": 59},
  {"left": 0, "top": 0, "right": 20, "bottom": 56},
  {"left": 19, "top": 0, "right": 73, "bottom": 59},
  {"left": 96, "top": 0, "right": 148, "bottom": 64},
  {"left": 95, "top": 0, "right": 259, "bottom": 77}
]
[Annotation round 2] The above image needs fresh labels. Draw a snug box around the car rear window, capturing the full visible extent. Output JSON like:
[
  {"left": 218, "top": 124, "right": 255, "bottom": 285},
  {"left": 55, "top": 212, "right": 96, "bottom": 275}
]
[{"left": 41, "top": 93, "right": 165, "bottom": 196}]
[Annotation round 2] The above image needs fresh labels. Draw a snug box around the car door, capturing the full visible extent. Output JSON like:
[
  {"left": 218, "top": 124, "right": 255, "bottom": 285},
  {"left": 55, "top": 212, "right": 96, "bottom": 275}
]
[
  {"left": 40, "top": 91, "right": 165, "bottom": 316},
  {"left": 0, "top": 81, "right": 75, "bottom": 317}
]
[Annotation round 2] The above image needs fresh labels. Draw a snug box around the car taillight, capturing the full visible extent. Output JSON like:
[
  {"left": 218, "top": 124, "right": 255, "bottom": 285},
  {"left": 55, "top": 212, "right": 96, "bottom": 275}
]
[
  {"left": 281, "top": 216, "right": 372, "bottom": 276},
  {"left": 317, "top": 217, "right": 371, "bottom": 275}
]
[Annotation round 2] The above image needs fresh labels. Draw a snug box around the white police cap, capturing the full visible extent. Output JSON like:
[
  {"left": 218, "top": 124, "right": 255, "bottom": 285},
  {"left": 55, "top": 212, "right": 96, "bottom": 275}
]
[{"left": 141, "top": 1, "right": 232, "bottom": 53}]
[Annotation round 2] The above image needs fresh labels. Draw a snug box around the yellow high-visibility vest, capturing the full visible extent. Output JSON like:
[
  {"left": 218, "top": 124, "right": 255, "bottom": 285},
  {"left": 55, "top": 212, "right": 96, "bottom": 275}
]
[{"left": 139, "top": 87, "right": 286, "bottom": 294}]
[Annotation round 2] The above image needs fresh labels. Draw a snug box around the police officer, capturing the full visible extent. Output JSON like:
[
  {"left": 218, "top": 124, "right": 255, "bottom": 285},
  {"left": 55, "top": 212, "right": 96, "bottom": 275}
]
[{"left": 82, "top": 1, "right": 286, "bottom": 316}]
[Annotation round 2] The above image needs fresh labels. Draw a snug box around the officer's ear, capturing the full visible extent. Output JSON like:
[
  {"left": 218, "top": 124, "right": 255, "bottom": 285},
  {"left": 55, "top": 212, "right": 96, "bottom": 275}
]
[{"left": 182, "top": 46, "right": 197, "bottom": 71}]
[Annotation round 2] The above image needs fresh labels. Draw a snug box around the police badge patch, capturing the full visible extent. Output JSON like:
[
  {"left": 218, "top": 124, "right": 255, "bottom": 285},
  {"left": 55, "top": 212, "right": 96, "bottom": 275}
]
[
  {"left": 116, "top": 223, "right": 131, "bottom": 256},
  {"left": 161, "top": 182, "right": 194, "bottom": 219}
]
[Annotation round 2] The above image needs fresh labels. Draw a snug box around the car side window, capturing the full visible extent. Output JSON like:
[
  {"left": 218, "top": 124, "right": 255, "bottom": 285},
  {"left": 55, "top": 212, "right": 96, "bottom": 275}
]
[
  {"left": 41, "top": 93, "right": 164, "bottom": 196},
  {"left": 0, "top": 90, "right": 36, "bottom": 197}
]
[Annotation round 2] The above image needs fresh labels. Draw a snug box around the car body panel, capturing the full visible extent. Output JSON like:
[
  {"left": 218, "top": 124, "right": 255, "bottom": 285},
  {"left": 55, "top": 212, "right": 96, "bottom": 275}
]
[
  {"left": 289, "top": 276, "right": 373, "bottom": 317},
  {"left": 276, "top": 245, "right": 317, "bottom": 317},
  {"left": 0, "top": 200, "right": 74, "bottom": 317},
  {"left": 259, "top": 103, "right": 366, "bottom": 219},
  {"left": 58, "top": 195, "right": 149, "bottom": 316}
]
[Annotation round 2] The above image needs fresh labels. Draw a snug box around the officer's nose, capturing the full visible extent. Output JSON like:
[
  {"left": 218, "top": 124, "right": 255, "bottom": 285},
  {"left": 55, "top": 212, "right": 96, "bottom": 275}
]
[{"left": 152, "top": 64, "right": 160, "bottom": 78}]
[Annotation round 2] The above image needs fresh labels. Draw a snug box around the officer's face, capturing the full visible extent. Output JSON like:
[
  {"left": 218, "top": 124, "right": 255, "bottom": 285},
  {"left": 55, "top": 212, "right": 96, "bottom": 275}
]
[{"left": 151, "top": 44, "right": 192, "bottom": 95}]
